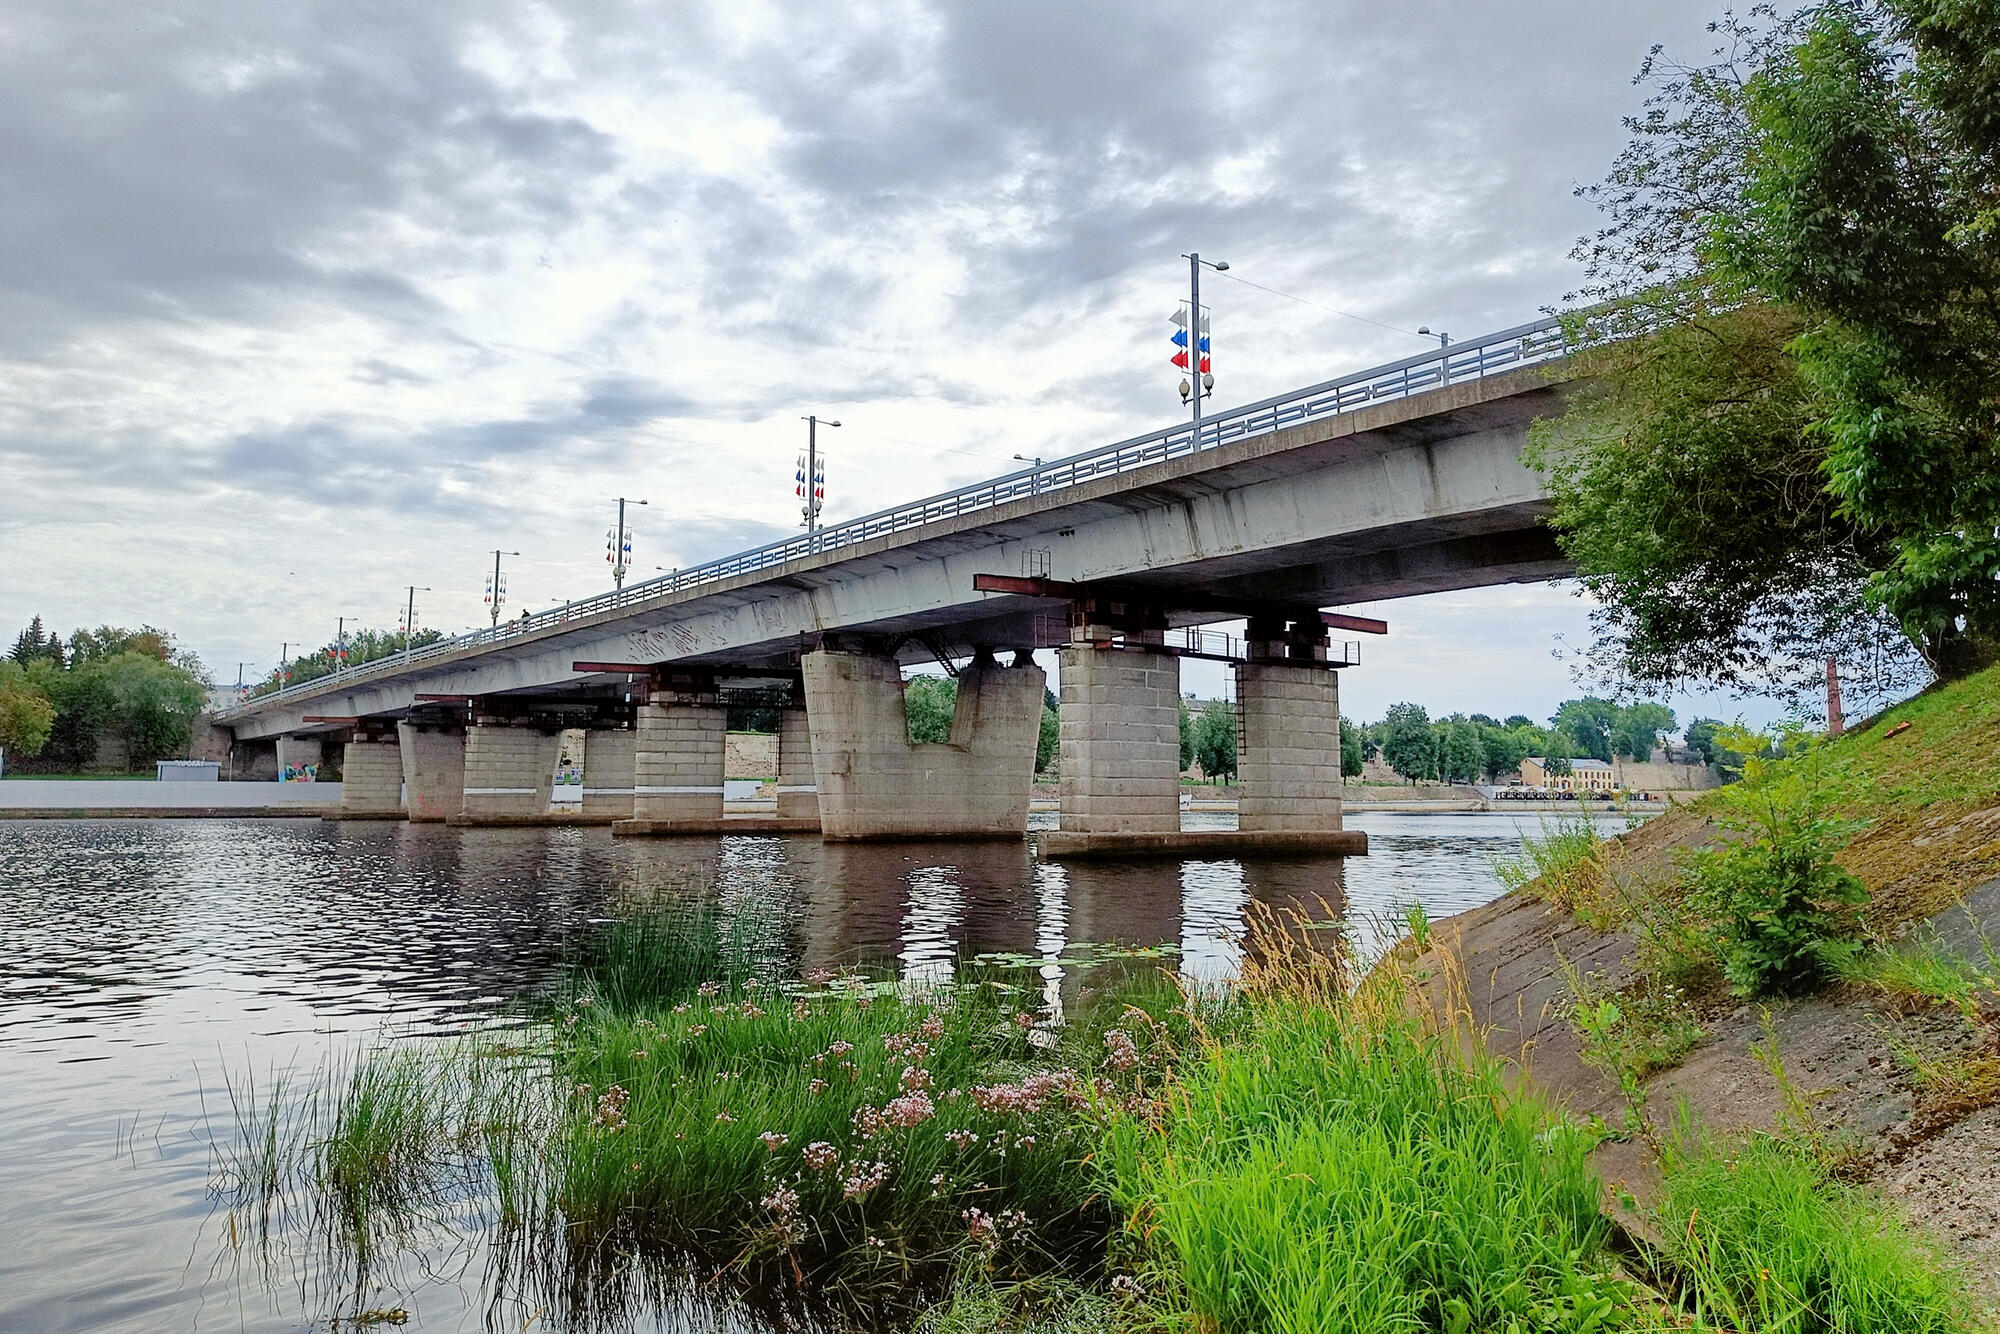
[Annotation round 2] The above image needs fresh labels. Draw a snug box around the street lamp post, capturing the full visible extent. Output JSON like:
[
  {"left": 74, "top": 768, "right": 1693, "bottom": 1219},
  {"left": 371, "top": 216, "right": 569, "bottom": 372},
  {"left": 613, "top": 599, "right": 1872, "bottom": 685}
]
[
  {"left": 1418, "top": 326, "right": 1453, "bottom": 386},
  {"left": 485, "top": 549, "right": 520, "bottom": 626},
  {"left": 608, "top": 500, "right": 647, "bottom": 590},
  {"left": 800, "top": 415, "right": 840, "bottom": 549},
  {"left": 1181, "top": 253, "right": 1229, "bottom": 434},
  {"left": 401, "top": 586, "right": 431, "bottom": 660}
]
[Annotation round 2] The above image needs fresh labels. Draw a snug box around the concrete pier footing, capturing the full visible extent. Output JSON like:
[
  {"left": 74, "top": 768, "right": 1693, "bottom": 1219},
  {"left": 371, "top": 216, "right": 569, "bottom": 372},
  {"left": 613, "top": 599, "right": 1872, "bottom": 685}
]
[
  {"left": 337, "top": 737, "right": 405, "bottom": 818},
  {"left": 397, "top": 723, "right": 466, "bottom": 823},
  {"left": 801, "top": 649, "right": 1044, "bottom": 840},
  {"left": 454, "top": 724, "right": 561, "bottom": 824},
  {"left": 775, "top": 707, "right": 819, "bottom": 821},
  {"left": 1236, "top": 662, "right": 1345, "bottom": 833}
]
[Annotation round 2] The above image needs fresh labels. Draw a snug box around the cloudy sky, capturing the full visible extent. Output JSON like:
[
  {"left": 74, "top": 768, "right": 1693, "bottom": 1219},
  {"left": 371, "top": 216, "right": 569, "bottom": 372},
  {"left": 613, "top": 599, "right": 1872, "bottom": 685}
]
[{"left": 0, "top": 0, "right": 1776, "bottom": 729}]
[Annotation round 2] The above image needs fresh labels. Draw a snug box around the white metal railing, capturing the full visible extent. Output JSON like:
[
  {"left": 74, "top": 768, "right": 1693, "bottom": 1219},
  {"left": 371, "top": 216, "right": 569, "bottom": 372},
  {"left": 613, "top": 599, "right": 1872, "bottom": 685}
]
[{"left": 221, "top": 314, "right": 1572, "bottom": 718}]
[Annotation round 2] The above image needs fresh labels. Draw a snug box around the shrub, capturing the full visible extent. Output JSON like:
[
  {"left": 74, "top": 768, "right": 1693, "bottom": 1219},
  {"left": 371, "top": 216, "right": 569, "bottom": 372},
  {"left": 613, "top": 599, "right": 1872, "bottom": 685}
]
[{"left": 1681, "top": 726, "right": 1868, "bottom": 997}]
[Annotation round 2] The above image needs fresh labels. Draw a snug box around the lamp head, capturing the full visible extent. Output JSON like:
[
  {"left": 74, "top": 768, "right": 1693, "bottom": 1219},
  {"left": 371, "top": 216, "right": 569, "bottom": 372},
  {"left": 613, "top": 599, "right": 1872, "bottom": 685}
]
[{"left": 1213, "top": 261, "right": 1229, "bottom": 271}]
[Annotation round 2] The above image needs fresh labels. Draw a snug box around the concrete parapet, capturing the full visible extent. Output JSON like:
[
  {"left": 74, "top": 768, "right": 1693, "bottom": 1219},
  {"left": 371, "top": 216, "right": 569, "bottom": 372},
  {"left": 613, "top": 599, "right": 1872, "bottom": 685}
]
[
  {"left": 1058, "top": 645, "right": 1181, "bottom": 835},
  {"left": 632, "top": 702, "right": 726, "bottom": 825},
  {"left": 1236, "top": 663, "right": 1345, "bottom": 833},
  {"left": 776, "top": 707, "right": 819, "bottom": 821},
  {"left": 801, "top": 649, "right": 1044, "bottom": 840},
  {"left": 459, "top": 724, "right": 561, "bottom": 822},
  {"left": 397, "top": 723, "right": 466, "bottom": 823},
  {"left": 581, "top": 728, "right": 638, "bottom": 820},
  {"left": 338, "top": 738, "right": 405, "bottom": 818}
]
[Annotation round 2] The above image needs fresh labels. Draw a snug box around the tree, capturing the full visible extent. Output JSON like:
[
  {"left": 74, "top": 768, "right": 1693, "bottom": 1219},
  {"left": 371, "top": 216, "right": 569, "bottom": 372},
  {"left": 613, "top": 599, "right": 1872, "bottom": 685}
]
[
  {"left": 1543, "top": 1, "right": 2000, "bottom": 693},
  {"left": 1036, "top": 705, "right": 1059, "bottom": 774},
  {"left": 1684, "top": 718, "right": 1726, "bottom": 766},
  {"left": 1478, "top": 724, "right": 1532, "bottom": 782},
  {"left": 0, "top": 661, "right": 56, "bottom": 758},
  {"left": 1435, "top": 717, "right": 1486, "bottom": 784},
  {"left": 904, "top": 676, "right": 956, "bottom": 744},
  {"left": 1191, "top": 699, "right": 1236, "bottom": 782},
  {"left": 1611, "top": 702, "right": 1677, "bottom": 761},
  {"left": 1711, "top": 1, "right": 2000, "bottom": 676},
  {"left": 1339, "top": 715, "right": 1364, "bottom": 778},
  {"left": 10, "top": 617, "right": 65, "bottom": 668},
  {"left": 1552, "top": 698, "right": 1617, "bottom": 763},
  {"left": 97, "top": 652, "right": 206, "bottom": 764},
  {"left": 1379, "top": 702, "right": 1435, "bottom": 783},
  {"left": 26, "top": 659, "right": 116, "bottom": 769}
]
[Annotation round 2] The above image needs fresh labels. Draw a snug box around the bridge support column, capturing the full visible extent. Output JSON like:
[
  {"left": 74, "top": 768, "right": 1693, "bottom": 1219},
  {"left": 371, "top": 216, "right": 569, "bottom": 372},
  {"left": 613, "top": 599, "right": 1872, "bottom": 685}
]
[
  {"left": 580, "top": 728, "right": 637, "bottom": 821},
  {"left": 630, "top": 681, "right": 726, "bottom": 827},
  {"left": 397, "top": 722, "right": 466, "bottom": 823},
  {"left": 456, "top": 723, "right": 561, "bottom": 824},
  {"left": 276, "top": 734, "right": 323, "bottom": 780},
  {"left": 1235, "top": 662, "right": 1344, "bottom": 833},
  {"left": 337, "top": 728, "right": 404, "bottom": 819},
  {"left": 775, "top": 706, "right": 819, "bottom": 821},
  {"left": 1054, "top": 643, "right": 1182, "bottom": 836},
  {"left": 801, "top": 647, "right": 1044, "bottom": 840}
]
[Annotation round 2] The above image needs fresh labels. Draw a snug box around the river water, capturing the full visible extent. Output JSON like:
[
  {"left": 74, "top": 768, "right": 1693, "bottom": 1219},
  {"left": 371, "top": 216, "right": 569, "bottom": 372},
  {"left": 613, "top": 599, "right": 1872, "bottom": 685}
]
[{"left": 0, "top": 810, "right": 1629, "bottom": 1333}]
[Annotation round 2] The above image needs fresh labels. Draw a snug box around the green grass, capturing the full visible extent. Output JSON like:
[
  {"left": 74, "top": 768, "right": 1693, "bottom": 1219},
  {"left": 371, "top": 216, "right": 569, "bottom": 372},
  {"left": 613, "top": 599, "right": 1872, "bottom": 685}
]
[
  {"left": 1099, "top": 996, "right": 1642, "bottom": 1334},
  {"left": 1494, "top": 808, "right": 1625, "bottom": 928},
  {"left": 1655, "top": 1130, "right": 1975, "bottom": 1334}
]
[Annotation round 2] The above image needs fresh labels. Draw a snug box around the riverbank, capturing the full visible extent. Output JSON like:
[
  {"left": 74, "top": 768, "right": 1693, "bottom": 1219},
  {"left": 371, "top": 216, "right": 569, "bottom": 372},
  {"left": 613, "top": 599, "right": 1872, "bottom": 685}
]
[{"left": 1423, "top": 665, "right": 2000, "bottom": 1314}]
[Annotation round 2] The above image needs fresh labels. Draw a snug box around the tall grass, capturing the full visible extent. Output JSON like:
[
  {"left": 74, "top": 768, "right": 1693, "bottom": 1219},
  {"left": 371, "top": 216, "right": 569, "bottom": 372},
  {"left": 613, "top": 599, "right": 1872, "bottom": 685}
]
[
  {"left": 1655, "top": 1130, "right": 1974, "bottom": 1334},
  {"left": 1098, "top": 974, "right": 1639, "bottom": 1333},
  {"left": 1494, "top": 809, "right": 1625, "bottom": 928}
]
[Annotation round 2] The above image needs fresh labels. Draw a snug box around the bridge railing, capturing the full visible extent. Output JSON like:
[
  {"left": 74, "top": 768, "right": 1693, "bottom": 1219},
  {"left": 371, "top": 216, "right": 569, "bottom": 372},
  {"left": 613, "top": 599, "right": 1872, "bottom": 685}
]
[{"left": 221, "top": 314, "right": 1572, "bottom": 718}]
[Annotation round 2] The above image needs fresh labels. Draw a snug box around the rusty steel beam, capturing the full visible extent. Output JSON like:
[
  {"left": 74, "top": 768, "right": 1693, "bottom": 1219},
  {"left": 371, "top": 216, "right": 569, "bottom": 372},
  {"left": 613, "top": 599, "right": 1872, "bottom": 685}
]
[{"left": 572, "top": 661, "right": 655, "bottom": 674}]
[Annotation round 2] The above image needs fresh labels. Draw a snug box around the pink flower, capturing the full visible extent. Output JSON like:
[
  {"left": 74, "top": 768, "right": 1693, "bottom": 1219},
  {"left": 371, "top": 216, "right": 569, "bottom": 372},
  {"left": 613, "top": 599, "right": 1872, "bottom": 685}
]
[
  {"left": 1103, "top": 1029, "right": 1140, "bottom": 1072},
  {"left": 883, "top": 1090, "right": 935, "bottom": 1129},
  {"left": 715, "top": 1110, "right": 735, "bottom": 1123},
  {"left": 758, "top": 1131, "right": 789, "bottom": 1153},
  {"left": 920, "top": 1014, "right": 945, "bottom": 1040},
  {"left": 852, "top": 1104, "right": 884, "bottom": 1138},
  {"left": 688, "top": 1024, "right": 708, "bottom": 1036},
  {"left": 802, "top": 1141, "right": 839, "bottom": 1171},
  {"left": 808, "top": 1077, "right": 829, "bottom": 1095},
  {"left": 697, "top": 981, "right": 722, "bottom": 997},
  {"left": 945, "top": 1129, "right": 978, "bottom": 1149},
  {"left": 900, "top": 1065, "right": 932, "bottom": 1091},
  {"left": 591, "top": 1084, "right": 631, "bottom": 1130},
  {"left": 842, "top": 1160, "right": 891, "bottom": 1199}
]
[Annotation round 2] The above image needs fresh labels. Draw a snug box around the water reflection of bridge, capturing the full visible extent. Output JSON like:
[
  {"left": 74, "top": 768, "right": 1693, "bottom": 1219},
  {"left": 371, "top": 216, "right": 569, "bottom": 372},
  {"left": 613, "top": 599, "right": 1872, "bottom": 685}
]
[{"left": 610, "top": 834, "right": 1348, "bottom": 1000}]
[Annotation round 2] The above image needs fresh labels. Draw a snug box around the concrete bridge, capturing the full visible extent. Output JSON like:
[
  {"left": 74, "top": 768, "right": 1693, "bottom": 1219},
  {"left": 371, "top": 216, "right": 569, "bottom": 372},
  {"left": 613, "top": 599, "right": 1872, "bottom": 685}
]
[{"left": 214, "top": 318, "right": 1578, "bottom": 854}]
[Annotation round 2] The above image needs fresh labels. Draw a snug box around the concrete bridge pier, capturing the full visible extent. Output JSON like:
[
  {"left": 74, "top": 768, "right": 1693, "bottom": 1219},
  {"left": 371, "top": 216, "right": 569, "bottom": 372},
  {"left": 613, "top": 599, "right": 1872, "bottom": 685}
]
[
  {"left": 1053, "top": 640, "right": 1184, "bottom": 839},
  {"left": 801, "top": 646, "right": 1045, "bottom": 841},
  {"left": 580, "top": 727, "right": 637, "bottom": 822},
  {"left": 276, "top": 734, "right": 323, "bottom": 779},
  {"left": 453, "top": 720, "right": 562, "bottom": 825},
  {"left": 776, "top": 705, "right": 819, "bottom": 821},
  {"left": 1236, "top": 615, "right": 1346, "bottom": 835},
  {"left": 397, "top": 721, "right": 467, "bottom": 823},
  {"left": 337, "top": 725, "right": 405, "bottom": 819}
]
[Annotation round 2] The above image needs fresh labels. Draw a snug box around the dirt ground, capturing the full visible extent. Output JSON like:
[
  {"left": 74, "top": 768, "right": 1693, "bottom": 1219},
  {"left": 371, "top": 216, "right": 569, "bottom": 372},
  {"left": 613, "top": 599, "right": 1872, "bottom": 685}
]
[{"left": 1429, "top": 873, "right": 2000, "bottom": 1315}]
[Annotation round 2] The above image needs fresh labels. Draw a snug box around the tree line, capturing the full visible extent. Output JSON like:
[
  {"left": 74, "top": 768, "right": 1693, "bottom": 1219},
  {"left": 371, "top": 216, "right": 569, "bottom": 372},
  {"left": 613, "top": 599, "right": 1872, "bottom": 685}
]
[
  {"left": 1, "top": 617, "right": 211, "bottom": 770},
  {"left": 250, "top": 626, "right": 447, "bottom": 697},
  {"left": 1354, "top": 697, "right": 1719, "bottom": 786}
]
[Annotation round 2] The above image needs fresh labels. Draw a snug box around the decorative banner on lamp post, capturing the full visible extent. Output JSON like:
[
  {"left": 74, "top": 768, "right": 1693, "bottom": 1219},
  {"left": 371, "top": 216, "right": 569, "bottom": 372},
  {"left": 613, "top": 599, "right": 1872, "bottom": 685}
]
[
  {"left": 796, "top": 450, "right": 825, "bottom": 524},
  {"left": 1169, "top": 303, "right": 1211, "bottom": 374}
]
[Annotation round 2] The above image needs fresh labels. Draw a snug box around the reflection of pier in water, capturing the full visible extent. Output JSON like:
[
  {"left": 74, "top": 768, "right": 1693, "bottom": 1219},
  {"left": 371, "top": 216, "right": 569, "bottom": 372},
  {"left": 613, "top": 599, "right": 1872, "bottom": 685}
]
[{"left": 608, "top": 833, "right": 1350, "bottom": 1001}]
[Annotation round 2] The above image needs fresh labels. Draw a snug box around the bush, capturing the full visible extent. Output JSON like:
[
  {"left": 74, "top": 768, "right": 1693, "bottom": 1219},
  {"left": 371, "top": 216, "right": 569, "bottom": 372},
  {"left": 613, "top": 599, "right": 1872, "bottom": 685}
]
[{"left": 1682, "top": 726, "right": 1868, "bottom": 998}]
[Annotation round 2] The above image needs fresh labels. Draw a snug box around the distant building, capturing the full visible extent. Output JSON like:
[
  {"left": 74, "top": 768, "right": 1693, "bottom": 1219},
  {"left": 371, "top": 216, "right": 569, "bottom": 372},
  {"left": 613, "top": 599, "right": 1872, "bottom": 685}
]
[{"left": 1520, "top": 756, "right": 1617, "bottom": 793}]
